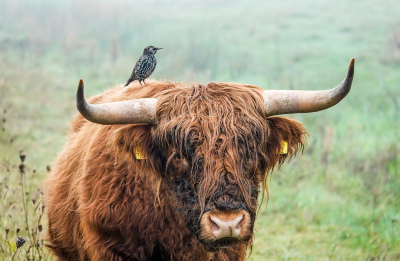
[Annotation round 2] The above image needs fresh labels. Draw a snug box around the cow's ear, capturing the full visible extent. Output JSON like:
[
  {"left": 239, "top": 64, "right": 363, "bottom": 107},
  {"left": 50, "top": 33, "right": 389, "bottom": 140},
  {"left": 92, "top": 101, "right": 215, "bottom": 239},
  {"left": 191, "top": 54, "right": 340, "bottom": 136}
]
[
  {"left": 265, "top": 116, "right": 308, "bottom": 172},
  {"left": 111, "top": 125, "right": 164, "bottom": 172}
]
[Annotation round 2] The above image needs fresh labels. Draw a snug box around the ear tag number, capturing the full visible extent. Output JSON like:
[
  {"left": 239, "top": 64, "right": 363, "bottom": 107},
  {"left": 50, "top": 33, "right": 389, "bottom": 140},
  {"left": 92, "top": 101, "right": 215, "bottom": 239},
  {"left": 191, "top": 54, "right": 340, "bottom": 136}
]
[
  {"left": 135, "top": 145, "right": 146, "bottom": 160},
  {"left": 279, "top": 140, "right": 288, "bottom": 154}
]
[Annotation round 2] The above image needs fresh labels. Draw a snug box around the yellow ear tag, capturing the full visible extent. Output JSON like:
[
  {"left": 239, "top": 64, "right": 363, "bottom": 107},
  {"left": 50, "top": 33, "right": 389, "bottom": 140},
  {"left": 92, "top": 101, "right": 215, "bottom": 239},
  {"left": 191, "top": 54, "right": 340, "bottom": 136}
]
[
  {"left": 279, "top": 140, "right": 288, "bottom": 154},
  {"left": 135, "top": 145, "right": 146, "bottom": 160}
]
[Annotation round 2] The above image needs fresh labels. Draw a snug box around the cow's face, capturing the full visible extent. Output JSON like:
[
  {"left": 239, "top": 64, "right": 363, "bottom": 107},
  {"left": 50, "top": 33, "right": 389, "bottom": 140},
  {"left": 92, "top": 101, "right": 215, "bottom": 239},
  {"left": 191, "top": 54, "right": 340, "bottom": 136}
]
[
  {"left": 152, "top": 83, "right": 307, "bottom": 251},
  {"left": 159, "top": 127, "right": 262, "bottom": 251}
]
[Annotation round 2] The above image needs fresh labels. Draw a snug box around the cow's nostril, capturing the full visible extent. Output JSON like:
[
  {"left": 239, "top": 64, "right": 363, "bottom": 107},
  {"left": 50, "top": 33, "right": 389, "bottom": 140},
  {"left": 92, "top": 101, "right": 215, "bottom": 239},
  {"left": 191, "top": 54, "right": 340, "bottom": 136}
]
[
  {"left": 209, "top": 216, "right": 219, "bottom": 231},
  {"left": 236, "top": 215, "right": 244, "bottom": 229}
]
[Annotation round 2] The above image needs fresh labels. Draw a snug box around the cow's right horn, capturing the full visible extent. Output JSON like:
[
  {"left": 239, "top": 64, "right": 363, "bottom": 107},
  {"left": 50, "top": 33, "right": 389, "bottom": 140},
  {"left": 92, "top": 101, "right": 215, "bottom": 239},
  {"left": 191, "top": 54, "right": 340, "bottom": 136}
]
[
  {"left": 76, "top": 79, "right": 158, "bottom": 125},
  {"left": 263, "top": 58, "right": 355, "bottom": 116}
]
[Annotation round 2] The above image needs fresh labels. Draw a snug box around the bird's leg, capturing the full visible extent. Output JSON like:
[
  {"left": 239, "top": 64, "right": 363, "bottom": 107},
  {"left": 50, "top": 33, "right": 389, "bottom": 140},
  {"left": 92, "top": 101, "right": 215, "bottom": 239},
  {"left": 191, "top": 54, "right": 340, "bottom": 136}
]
[
  {"left": 139, "top": 80, "right": 143, "bottom": 87},
  {"left": 143, "top": 80, "right": 146, "bottom": 86}
]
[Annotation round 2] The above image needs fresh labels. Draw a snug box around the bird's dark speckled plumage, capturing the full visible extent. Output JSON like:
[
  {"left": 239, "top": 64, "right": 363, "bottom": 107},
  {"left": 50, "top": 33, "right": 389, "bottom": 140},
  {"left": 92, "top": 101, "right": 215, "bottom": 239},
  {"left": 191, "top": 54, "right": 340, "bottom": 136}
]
[{"left": 124, "top": 46, "right": 162, "bottom": 87}]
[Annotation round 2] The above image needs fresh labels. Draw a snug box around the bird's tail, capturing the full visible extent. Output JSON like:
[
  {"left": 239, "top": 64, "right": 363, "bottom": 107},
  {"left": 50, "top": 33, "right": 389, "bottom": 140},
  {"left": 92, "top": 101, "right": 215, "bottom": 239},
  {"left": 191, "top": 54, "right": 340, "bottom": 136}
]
[{"left": 124, "top": 80, "right": 131, "bottom": 87}]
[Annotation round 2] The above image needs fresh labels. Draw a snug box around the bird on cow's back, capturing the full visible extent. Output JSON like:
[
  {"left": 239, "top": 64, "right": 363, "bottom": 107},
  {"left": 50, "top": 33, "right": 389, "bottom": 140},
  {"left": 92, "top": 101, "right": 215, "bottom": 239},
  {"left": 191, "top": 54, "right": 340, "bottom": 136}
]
[{"left": 124, "top": 45, "right": 162, "bottom": 87}]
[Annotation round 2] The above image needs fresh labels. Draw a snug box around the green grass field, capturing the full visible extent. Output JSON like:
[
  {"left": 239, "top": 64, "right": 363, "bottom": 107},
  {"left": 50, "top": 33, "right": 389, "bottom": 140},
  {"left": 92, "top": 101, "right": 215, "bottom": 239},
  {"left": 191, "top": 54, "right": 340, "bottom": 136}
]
[{"left": 0, "top": 0, "right": 399, "bottom": 260}]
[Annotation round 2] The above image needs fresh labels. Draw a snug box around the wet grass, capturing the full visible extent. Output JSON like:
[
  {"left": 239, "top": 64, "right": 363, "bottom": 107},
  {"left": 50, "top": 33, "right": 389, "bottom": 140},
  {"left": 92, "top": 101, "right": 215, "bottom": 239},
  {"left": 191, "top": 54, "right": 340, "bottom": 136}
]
[{"left": 0, "top": 110, "right": 50, "bottom": 260}]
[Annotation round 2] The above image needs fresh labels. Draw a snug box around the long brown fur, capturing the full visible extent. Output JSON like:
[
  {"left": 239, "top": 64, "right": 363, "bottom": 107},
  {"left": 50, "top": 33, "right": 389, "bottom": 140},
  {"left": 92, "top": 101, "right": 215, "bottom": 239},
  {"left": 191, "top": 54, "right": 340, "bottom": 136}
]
[{"left": 45, "top": 80, "right": 308, "bottom": 260}]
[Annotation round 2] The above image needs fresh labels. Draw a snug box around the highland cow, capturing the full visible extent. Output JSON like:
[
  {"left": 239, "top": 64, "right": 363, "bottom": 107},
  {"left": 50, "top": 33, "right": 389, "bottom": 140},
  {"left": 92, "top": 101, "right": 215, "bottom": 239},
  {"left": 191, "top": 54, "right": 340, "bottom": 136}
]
[{"left": 45, "top": 59, "right": 355, "bottom": 260}]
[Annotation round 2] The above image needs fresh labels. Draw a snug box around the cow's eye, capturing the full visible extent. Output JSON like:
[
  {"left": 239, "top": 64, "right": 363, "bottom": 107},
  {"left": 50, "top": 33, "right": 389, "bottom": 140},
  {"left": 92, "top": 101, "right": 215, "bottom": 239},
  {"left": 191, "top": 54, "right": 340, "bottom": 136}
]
[{"left": 175, "top": 152, "right": 182, "bottom": 160}]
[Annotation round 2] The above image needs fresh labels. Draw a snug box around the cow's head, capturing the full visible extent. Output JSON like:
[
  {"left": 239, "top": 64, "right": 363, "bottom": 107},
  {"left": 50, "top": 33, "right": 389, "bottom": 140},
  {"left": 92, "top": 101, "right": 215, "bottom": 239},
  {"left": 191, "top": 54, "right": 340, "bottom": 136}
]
[{"left": 76, "top": 59, "right": 354, "bottom": 251}]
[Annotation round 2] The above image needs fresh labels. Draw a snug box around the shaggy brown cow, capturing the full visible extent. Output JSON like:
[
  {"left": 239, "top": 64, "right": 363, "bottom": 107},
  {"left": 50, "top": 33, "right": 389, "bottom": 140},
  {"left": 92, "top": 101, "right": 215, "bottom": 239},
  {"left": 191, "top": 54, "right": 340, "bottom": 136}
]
[{"left": 45, "top": 59, "right": 355, "bottom": 260}]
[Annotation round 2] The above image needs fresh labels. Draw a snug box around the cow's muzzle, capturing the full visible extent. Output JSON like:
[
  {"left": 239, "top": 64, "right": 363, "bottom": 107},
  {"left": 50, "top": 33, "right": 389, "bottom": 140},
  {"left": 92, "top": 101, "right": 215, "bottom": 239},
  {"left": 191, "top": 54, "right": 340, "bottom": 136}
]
[{"left": 199, "top": 209, "right": 251, "bottom": 246}]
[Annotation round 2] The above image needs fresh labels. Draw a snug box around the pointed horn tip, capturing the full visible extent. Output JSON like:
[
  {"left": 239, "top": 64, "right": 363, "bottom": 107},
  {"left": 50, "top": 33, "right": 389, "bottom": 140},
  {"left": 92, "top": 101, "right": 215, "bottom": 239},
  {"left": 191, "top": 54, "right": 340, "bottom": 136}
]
[
  {"left": 78, "top": 79, "right": 84, "bottom": 89},
  {"left": 346, "top": 58, "right": 355, "bottom": 78},
  {"left": 77, "top": 79, "right": 86, "bottom": 105},
  {"left": 350, "top": 58, "right": 355, "bottom": 67}
]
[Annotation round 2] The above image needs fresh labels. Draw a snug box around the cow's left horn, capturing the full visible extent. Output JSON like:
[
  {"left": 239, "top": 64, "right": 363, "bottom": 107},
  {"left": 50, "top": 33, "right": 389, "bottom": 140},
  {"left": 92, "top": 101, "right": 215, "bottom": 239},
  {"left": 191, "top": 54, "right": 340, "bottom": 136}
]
[
  {"left": 76, "top": 79, "right": 158, "bottom": 125},
  {"left": 263, "top": 58, "right": 355, "bottom": 116}
]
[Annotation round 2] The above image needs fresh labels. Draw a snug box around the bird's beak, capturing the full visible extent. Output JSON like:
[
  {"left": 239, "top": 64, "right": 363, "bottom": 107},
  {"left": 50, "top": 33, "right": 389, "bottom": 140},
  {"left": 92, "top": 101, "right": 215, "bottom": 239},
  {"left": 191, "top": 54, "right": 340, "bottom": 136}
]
[{"left": 156, "top": 47, "right": 163, "bottom": 50}]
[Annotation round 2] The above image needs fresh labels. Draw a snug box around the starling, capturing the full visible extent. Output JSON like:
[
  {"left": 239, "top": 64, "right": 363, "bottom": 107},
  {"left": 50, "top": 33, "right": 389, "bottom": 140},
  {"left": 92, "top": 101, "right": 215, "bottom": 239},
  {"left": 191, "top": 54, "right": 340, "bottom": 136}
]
[{"left": 124, "top": 46, "right": 162, "bottom": 87}]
